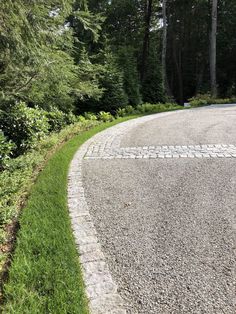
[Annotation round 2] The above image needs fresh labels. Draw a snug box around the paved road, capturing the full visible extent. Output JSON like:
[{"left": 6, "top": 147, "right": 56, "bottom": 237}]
[{"left": 82, "top": 105, "right": 236, "bottom": 313}]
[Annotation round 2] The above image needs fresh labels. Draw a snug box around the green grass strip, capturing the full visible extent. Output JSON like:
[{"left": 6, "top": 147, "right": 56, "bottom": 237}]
[{"left": 2, "top": 116, "right": 138, "bottom": 314}]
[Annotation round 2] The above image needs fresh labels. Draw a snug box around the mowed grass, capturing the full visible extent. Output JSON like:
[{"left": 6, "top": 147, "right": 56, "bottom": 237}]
[{"left": 2, "top": 116, "right": 138, "bottom": 314}]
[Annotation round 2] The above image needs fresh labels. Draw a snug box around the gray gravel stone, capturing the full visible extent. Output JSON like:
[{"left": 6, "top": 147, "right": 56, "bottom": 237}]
[{"left": 82, "top": 104, "right": 236, "bottom": 313}]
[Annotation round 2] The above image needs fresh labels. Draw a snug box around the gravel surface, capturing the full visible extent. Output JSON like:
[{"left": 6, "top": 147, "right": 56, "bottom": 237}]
[
  {"left": 122, "top": 105, "right": 236, "bottom": 147},
  {"left": 82, "top": 105, "right": 236, "bottom": 313}
]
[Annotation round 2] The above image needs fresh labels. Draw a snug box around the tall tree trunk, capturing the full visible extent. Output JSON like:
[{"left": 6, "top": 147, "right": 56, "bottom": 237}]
[
  {"left": 162, "top": 0, "right": 171, "bottom": 96},
  {"left": 173, "top": 40, "right": 184, "bottom": 105},
  {"left": 141, "top": 0, "right": 153, "bottom": 82},
  {"left": 210, "top": 0, "right": 218, "bottom": 97}
]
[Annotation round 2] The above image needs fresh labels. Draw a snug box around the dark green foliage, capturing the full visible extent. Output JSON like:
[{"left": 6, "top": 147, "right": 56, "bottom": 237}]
[
  {"left": 0, "top": 0, "right": 104, "bottom": 112},
  {"left": 0, "top": 132, "right": 16, "bottom": 170},
  {"left": 87, "top": 0, "right": 164, "bottom": 107},
  {"left": 84, "top": 112, "right": 98, "bottom": 120},
  {"left": 80, "top": 52, "right": 128, "bottom": 113},
  {"left": 0, "top": 103, "right": 49, "bottom": 155},
  {"left": 98, "top": 56, "right": 128, "bottom": 111},
  {"left": 46, "top": 108, "right": 68, "bottom": 132},
  {"left": 64, "top": 111, "right": 78, "bottom": 125},
  {"left": 188, "top": 94, "right": 236, "bottom": 107},
  {"left": 142, "top": 40, "right": 165, "bottom": 103},
  {"left": 117, "top": 47, "right": 142, "bottom": 106},
  {"left": 217, "top": 0, "right": 236, "bottom": 97}
]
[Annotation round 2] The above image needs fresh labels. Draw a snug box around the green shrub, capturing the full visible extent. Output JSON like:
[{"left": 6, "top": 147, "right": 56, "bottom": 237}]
[
  {"left": 97, "top": 111, "right": 114, "bottom": 122},
  {"left": 136, "top": 103, "right": 180, "bottom": 113},
  {"left": 46, "top": 107, "right": 67, "bottom": 132},
  {"left": 0, "top": 132, "right": 16, "bottom": 170},
  {"left": 84, "top": 112, "right": 98, "bottom": 121},
  {"left": 77, "top": 115, "right": 87, "bottom": 123},
  {"left": 188, "top": 94, "right": 236, "bottom": 106},
  {"left": 116, "top": 108, "right": 126, "bottom": 117},
  {"left": 124, "top": 105, "right": 135, "bottom": 115},
  {"left": 190, "top": 99, "right": 208, "bottom": 107},
  {"left": 65, "top": 111, "right": 78, "bottom": 125},
  {"left": 136, "top": 103, "right": 157, "bottom": 113},
  {"left": 210, "top": 98, "right": 236, "bottom": 104},
  {"left": 0, "top": 102, "right": 49, "bottom": 156}
]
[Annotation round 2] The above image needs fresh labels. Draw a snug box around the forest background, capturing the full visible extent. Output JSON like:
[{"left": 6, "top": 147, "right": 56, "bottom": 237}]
[{"left": 2, "top": 0, "right": 234, "bottom": 115}]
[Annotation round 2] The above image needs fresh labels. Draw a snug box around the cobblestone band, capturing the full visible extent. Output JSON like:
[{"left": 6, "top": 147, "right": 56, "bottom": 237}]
[{"left": 84, "top": 144, "right": 236, "bottom": 160}]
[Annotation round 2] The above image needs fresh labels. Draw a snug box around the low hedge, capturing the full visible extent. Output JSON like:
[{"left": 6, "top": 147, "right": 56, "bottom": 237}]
[{"left": 189, "top": 94, "right": 236, "bottom": 107}]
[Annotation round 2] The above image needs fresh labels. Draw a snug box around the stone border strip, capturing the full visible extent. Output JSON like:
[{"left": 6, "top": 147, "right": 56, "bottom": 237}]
[{"left": 84, "top": 144, "right": 236, "bottom": 160}]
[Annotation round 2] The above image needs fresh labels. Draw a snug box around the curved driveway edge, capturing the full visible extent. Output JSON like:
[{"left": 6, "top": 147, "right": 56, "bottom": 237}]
[{"left": 67, "top": 111, "right": 178, "bottom": 313}]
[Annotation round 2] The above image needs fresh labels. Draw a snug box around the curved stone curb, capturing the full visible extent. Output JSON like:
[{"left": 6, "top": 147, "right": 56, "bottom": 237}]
[{"left": 67, "top": 111, "right": 181, "bottom": 313}]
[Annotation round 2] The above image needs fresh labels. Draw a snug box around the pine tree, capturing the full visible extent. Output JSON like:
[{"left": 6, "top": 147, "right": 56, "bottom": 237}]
[{"left": 117, "top": 47, "right": 142, "bottom": 106}]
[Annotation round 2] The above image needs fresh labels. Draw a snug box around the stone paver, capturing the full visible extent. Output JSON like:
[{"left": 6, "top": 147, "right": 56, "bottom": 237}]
[{"left": 84, "top": 144, "right": 236, "bottom": 160}]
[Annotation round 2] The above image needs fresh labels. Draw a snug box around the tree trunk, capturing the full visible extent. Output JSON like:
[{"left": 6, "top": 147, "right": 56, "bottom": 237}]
[
  {"left": 173, "top": 39, "right": 184, "bottom": 105},
  {"left": 141, "top": 0, "right": 153, "bottom": 82},
  {"left": 210, "top": 0, "right": 218, "bottom": 97},
  {"left": 162, "top": 0, "right": 171, "bottom": 96}
]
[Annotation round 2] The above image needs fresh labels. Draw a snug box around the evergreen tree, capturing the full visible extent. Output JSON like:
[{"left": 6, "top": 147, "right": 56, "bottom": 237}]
[
  {"left": 142, "top": 37, "right": 165, "bottom": 103},
  {"left": 0, "top": 0, "right": 103, "bottom": 110},
  {"left": 117, "top": 47, "right": 142, "bottom": 106}
]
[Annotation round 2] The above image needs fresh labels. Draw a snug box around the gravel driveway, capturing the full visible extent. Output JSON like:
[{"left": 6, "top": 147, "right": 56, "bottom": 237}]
[{"left": 82, "top": 105, "right": 236, "bottom": 313}]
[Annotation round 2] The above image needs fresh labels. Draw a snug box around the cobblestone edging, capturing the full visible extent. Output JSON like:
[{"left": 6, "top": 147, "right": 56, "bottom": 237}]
[
  {"left": 84, "top": 144, "right": 236, "bottom": 160},
  {"left": 67, "top": 112, "right": 176, "bottom": 313}
]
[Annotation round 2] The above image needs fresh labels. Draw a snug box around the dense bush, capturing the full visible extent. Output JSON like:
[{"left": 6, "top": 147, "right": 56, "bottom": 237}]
[
  {"left": 97, "top": 111, "right": 114, "bottom": 122},
  {"left": 189, "top": 99, "right": 208, "bottom": 107},
  {"left": 0, "top": 132, "right": 16, "bottom": 170},
  {"left": 46, "top": 108, "right": 67, "bottom": 132},
  {"left": 64, "top": 111, "right": 78, "bottom": 125},
  {"left": 115, "top": 102, "right": 180, "bottom": 117},
  {"left": 116, "top": 108, "right": 127, "bottom": 117},
  {"left": 77, "top": 115, "right": 87, "bottom": 123},
  {"left": 46, "top": 108, "right": 78, "bottom": 132},
  {"left": 136, "top": 103, "right": 167, "bottom": 113},
  {"left": 124, "top": 105, "right": 135, "bottom": 115},
  {"left": 189, "top": 94, "right": 236, "bottom": 107},
  {"left": 0, "top": 102, "right": 49, "bottom": 156},
  {"left": 84, "top": 112, "right": 98, "bottom": 121}
]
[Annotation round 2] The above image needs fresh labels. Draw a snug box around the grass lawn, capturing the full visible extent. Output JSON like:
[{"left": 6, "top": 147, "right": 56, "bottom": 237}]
[{"left": 2, "top": 116, "right": 140, "bottom": 314}]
